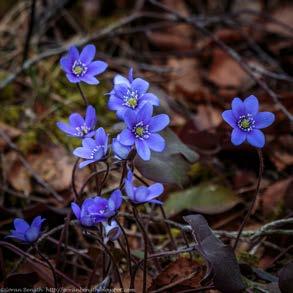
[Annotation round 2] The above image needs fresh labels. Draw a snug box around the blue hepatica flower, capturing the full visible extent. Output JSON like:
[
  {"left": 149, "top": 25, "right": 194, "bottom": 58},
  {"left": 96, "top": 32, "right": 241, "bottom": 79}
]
[
  {"left": 103, "top": 220, "right": 122, "bottom": 242},
  {"left": 73, "top": 127, "right": 108, "bottom": 168},
  {"left": 118, "top": 103, "right": 170, "bottom": 160},
  {"left": 71, "top": 190, "right": 123, "bottom": 227},
  {"left": 7, "top": 216, "right": 45, "bottom": 244},
  {"left": 108, "top": 68, "right": 160, "bottom": 119},
  {"left": 57, "top": 105, "right": 96, "bottom": 138},
  {"left": 124, "top": 170, "right": 164, "bottom": 205},
  {"left": 222, "top": 95, "right": 275, "bottom": 148},
  {"left": 60, "top": 44, "right": 108, "bottom": 84},
  {"left": 112, "top": 134, "right": 131, "bottom": 160}
]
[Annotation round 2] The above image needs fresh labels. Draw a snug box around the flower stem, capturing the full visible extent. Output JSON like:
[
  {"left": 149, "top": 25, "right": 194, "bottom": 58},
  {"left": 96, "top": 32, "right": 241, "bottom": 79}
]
[
  {"left": 76, "top": 83, "right": 88, "bottom": 106},
  {"left": 35, "top": 245, "right": 58, "bottom": 289},
  {"left": 116, "top": 218, "right": 134, "bottom": 289},
  {"left": 233, "top": 149, "right": 264, "bottom": 250},
  {"left": 132, "top": 205, "right": 148, "bottom": 293},
  {"left": 84, "top": 230, "right": 124, "bottom": 291}
]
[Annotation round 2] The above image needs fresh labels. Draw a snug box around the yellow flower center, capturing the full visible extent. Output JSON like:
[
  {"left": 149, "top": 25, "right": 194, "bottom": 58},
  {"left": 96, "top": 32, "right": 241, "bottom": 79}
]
[{"left": 135, "top": 126, "right": 144, "bottom": 137}]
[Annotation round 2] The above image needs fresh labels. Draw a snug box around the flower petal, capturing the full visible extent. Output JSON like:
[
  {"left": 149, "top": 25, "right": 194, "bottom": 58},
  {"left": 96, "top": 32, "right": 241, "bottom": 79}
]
[
  {"left": 247, "top": 129, "right": 265, "bottom": 148},
  {"left": 222, "top": 110, "right": 236, "bottom": 128},
  {"left": 14, "top": 218, "right": 29, "bottom": 232},
  {"left": 85, "top": 105, "right": 96, "bottom": 129},
  {"left": 114, "top": 74, "right": 130, "bottom": 86},
  {"left": 244, "top": 95, "right": 259, "bottom": 116},
  {"left": 80, "top": 75, "right": 99, "bottom": 85},
  {"left": 137, "top": 103, "right": 153, "bottom": 124},
  {"left": 71, "top": 203, "right": 81, "bottom": 220},
  {"left": 140, "top": 93, "right": 160, "bottom": 106},
  {"left": 109, "top": 189, "right": 123, "bottom": 210},
  {"left": 132, "top": 78, "right": 149, "bottom": 95},
  {"left": 86, "top": 61, "right": 108, "bottom": 76},
  {"left": 56, "top": 122, "right": 77, "bottom": 136},
  {"left": 73, "top": 147, "right": 92, "bottom": 159},
  {"left": 148, "top": 183, "right": 164, "bottom": 198},
  {"left": 66, "top": 73, "right": 80, "bottom": 83},
  {"left": 149, "top": 114, "right": 170, "bottom": 132},
  {"left": 7, "top": 231, "right": 26, "bottom": 241},
  {"left": 79, "top": 44, "right": 96, "bottom": 64},
  {"left": 135, "top": 139, "right": 151, "bottom": 161},
  {"left": 232, "top": 97, "right": 245, "bottom": 118},
  {"left": 119, "top": 129, "right": 135, "bottom": 146},
  {"left": 60, "top": 46, "right": 79, "bottom": 73},
  {"left": 254, "top": 112, "right": 275, "bottom": 129},
  {"left": 69, "top": 113, "right": 84, "bottom": 127},
  {"left": 60, "top": 57, "right": 72, "bottom": 73},
  {"left": 82, "top": 138, "right": 96, "bottom": 149},
  {"left": 95, "top": 127, "right": 107, "bottom": 146},
  {"left": 147, "top": 133, "right": 165, "bottom": 152},
  {"left": 134, "top": 186, "right": 149, "bottom": 203},
  {"left": 31, "top": 216, "right": 45, "bottom": 230},
  {"left": 124, "top": 109, "right": 137, "bottom": 129},
  {"left": 108, "top": 95, "right": 123, "bottom": 110},
  {"left": 112, "top": 138, "right": 131, "bottom": 159},
  {"left": 231, "top": 128, "right": 246, "bottom": 146},
  {"left": 79, "top": 159, "right": 96, "bottom": 168},
  {"left": 124, "top": 178, "right": 134, "bottom": 200}
]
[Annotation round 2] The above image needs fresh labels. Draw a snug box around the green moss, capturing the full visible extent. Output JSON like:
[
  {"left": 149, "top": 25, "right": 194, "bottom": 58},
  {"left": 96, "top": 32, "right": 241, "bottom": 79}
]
[
  {"left": 0, "top": 105, "right": 21, "bottom": 125},
  {"left": 17, "top": 130, "right": 38, "bottom": 153},
  {"left": 238, "top": 251, "right": 259, "bottom": 267}
]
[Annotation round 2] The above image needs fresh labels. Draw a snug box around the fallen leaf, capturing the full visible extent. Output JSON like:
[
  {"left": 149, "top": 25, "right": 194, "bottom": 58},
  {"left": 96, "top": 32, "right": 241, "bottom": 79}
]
[
  {"left": 165, "top": 182, "right": 242, "bottom": 216},
  {"left": 208, "top": 49, "right": 252, "bottom": 89},
  {"left": 262, "top": 178, "right": 293, "bottom": 217},
  {"left": 184, "top": 214, "right": 246, "bottom": 293},
  {"left": 149, "top": 257, "right": 205, "bottom": 291}
]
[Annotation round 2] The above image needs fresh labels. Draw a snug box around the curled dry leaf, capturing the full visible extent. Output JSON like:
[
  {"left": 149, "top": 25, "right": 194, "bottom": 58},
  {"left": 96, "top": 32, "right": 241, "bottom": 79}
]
[{"left": 184, "top": 214, "right": 246, "bottom": 293}]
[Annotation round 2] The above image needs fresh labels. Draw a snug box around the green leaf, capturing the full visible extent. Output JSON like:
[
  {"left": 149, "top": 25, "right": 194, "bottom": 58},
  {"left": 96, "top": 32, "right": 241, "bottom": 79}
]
[
  {"left": 134, "top": 128, "right": 199, "bottom": 186},
  {"left": 164, "top": 182, "right": 241, "bottom": 216}
]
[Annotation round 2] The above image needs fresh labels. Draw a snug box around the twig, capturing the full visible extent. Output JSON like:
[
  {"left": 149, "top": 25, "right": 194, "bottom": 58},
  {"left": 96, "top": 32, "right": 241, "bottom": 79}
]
[{"left": 22, "top": 0, "right": 36, "bottom": 64}]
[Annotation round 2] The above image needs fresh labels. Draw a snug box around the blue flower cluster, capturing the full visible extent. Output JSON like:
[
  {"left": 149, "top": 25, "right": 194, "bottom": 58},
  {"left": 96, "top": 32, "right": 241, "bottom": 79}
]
[{"left": 6, "top": 44, "right": 275, "bottom": 245}]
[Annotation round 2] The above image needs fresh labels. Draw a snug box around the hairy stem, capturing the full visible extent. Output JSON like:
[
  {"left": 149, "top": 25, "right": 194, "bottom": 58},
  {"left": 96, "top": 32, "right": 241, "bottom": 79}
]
[
  {"left": 132, "top": 205, "right": 148, "bottom": 293},
  {"left": 233, "top": 149, "right": 264, "bottom": 250},
  {"left": 76, "top": 83, "right": 88, "bottom": 106}
]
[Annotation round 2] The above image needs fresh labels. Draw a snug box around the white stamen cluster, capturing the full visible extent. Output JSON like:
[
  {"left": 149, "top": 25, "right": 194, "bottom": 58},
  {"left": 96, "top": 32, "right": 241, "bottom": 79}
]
[
  {"left": 72, "top": 60, "right": 87, "bottom": 77},
  {"left": 237, "top": 114, "right": 255, "bottom": 132},
  {"left": 75, "top": 124, "right": 90, "bottom": 136},
  {"left": 132, "top": 121, "right": 150, "bottom": 140},
  {"left": 90, "top": 146, "right": 104, "bottom": 159},
  {"left": 122, "top": 88, "right": 139, "bottom": 109}
]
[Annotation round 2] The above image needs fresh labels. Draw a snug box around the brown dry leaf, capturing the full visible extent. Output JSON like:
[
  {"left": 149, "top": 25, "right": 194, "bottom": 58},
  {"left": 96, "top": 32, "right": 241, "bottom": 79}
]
[
  {"left": 193, "top": 105, "right": 222, "bottom": 131},
  {"left": 149, "top": 257, "right": 205, "bottom": 291},
  {"left": 262, "top": 178, "right": 293, "bottom": 217},
  {"left": 208, "top": 49, "right": 252, "bottom": 89},
  {"left": 7, "top": 146, "right": 88, "bottom": 194},
  {"left": 120, "top": 270, "right": 153, "bottom": 292},
  {"left": 266, "top": 4, "right": 293, "bottom": 37},
  {"left": 270, "top": 135, "right": 293, "bottom": 171},
  {"left": 0, "top": 122, "right": 22, "bottom": 150},
  {"left": 167, "top": 58, "right": 207, "bottom": 99}
]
